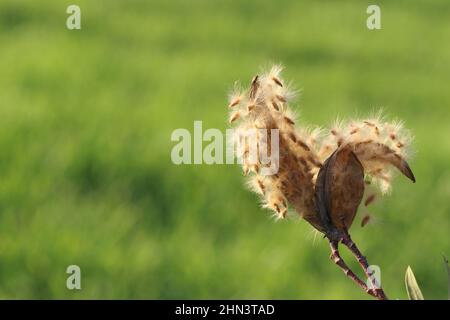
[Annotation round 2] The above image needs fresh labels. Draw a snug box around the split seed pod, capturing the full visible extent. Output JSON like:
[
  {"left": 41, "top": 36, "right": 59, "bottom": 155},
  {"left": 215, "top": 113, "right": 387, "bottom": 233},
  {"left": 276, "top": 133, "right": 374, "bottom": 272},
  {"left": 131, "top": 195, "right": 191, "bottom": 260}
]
[
  {"left": 227, "top": 66, "right": 416, "bottom": 237},
  {"left": 315, "top": 146, "right": 365, "bottom": 237}
]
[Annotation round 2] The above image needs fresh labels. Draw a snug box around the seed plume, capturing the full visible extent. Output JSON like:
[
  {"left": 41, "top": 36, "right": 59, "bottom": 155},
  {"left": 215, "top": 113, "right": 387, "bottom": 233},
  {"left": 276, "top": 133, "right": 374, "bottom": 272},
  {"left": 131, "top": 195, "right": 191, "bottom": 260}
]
[
  {"left": 226, "top": 65, "right": 416, "bottom": 300},
  {"left": 227, "top": 66, "right": 415, "bottom": 231},
  {"left": 227, "top": 65, "right": 323, "bottom": 228}
]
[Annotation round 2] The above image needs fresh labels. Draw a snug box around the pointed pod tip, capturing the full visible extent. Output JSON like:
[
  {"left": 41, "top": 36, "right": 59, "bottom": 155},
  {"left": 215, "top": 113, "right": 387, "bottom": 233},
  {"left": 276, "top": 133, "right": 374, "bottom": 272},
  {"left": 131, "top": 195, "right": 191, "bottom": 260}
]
[
  {"left": 406, "top": 167, "right": 416, "bottom": 183},
  {"left": 401, "top": 160, "right": 416, "bottom": 183}
]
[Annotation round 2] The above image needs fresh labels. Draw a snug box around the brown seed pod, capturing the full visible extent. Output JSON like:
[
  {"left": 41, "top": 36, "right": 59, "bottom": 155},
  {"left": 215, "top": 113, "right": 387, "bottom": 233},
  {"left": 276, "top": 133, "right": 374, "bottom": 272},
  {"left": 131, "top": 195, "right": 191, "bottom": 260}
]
[
  {"left": 315, "top": 146, "right": 365, "bottom": 235},
  {"left": 352, "top": 141, "right": 416, "bottom": 182},
  {"left": 226, "top": 66, "right": 414, "bottom": 300}
]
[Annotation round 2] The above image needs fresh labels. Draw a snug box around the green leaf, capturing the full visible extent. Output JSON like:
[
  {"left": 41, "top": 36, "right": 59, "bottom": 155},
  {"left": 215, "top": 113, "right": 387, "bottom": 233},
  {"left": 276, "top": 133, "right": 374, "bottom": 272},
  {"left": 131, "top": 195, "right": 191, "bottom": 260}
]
[
  {"left": 405, "top": 266, "right": 424, "bottom": 300},
  {"left": 443, "top": 256, "right": 450, "bottom": 300}
]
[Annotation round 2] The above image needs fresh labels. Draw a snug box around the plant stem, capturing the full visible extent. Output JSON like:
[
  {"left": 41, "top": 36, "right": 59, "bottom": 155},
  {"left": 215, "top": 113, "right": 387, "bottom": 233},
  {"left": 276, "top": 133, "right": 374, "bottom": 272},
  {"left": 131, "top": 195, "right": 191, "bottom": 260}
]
[
  {"left": 329, "top": 240, "right": 381, "bottom": 299},
  {"left": 327, "top": 233, "right": 388, "bottom": 300},
  {"left": 341, "top": 232, "right": 388, "bottom": 300}
]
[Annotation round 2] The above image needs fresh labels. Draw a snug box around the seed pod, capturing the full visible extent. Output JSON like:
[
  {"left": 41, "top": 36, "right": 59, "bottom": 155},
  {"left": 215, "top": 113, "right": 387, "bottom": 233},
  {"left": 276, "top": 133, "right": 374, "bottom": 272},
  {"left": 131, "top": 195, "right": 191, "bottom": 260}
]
[
  {"left": 315, "top": 145, "right": 365, "bottom": 233},
  {"left": 352, "top": 141, "right": 416, "bottom": 183}
]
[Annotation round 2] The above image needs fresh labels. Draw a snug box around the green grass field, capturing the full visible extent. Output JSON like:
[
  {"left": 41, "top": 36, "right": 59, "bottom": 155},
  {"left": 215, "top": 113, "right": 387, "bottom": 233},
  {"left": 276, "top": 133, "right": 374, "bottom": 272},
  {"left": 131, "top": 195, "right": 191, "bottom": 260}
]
[{"left": 0, "top": 0, "right": 449, "bottom": 299}]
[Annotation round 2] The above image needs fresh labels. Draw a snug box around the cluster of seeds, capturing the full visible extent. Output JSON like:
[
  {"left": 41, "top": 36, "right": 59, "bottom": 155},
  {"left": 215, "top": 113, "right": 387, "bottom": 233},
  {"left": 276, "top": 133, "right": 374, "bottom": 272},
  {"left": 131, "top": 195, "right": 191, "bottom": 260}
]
[
  {"left": 227, "top": 66, "right": 414, "bottom": 230},
  {"left": 319, "top": 115, "right": 414, "bottom": 193}
]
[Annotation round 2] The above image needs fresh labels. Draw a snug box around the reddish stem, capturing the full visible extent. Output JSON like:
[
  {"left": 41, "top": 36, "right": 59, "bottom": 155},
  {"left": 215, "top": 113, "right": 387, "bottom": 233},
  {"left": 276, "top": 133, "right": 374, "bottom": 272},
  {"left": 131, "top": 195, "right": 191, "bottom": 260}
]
[
  {"left": 341, "top": 232, "right": 388, "bottom": 300},
  {"left": 329, "top": 240, "right": 379, "bottom": 299}
]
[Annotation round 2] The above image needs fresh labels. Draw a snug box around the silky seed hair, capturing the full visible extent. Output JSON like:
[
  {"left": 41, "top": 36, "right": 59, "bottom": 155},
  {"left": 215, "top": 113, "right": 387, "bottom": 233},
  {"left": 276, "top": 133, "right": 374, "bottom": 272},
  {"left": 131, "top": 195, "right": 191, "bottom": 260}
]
[
  {"left": 319, "top": 112, "right": 415, "bottom": 193},
  {"left": 227, "top": 66, "right": 414, "bottom": 230},
  {"left": 228, "top": 65, "right": 323, "bottom": 227}
]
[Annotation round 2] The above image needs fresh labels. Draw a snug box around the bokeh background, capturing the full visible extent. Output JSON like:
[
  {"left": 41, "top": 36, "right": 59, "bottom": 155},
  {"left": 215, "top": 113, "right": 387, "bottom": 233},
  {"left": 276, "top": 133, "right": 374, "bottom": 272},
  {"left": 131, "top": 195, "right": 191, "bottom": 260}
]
[{"left": 0, "top": 0, "right": 449, "bottom": 299}]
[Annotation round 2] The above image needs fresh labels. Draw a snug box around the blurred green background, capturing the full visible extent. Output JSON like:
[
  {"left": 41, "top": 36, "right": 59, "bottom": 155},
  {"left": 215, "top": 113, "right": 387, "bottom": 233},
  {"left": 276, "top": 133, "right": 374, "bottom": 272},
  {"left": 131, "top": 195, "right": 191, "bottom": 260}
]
[{"left": 0, "top": 0, "right": 448, "bottom": 299}]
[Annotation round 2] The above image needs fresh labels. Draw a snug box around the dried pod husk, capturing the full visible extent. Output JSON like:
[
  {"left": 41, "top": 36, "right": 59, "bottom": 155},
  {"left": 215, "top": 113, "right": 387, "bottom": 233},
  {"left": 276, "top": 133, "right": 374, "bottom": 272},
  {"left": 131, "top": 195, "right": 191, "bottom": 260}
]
[
  {"left": 228, "top": 66, "right": 325, "bottom": 225},
  {"left": 315, "top": 145, "right": 365, "bottom": 237},
  {"left": 319, "top": 115, "right": 416, "bottom": 195},
  {"left": 351, "top": 141, "right": 416, "bottom": 183}
]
